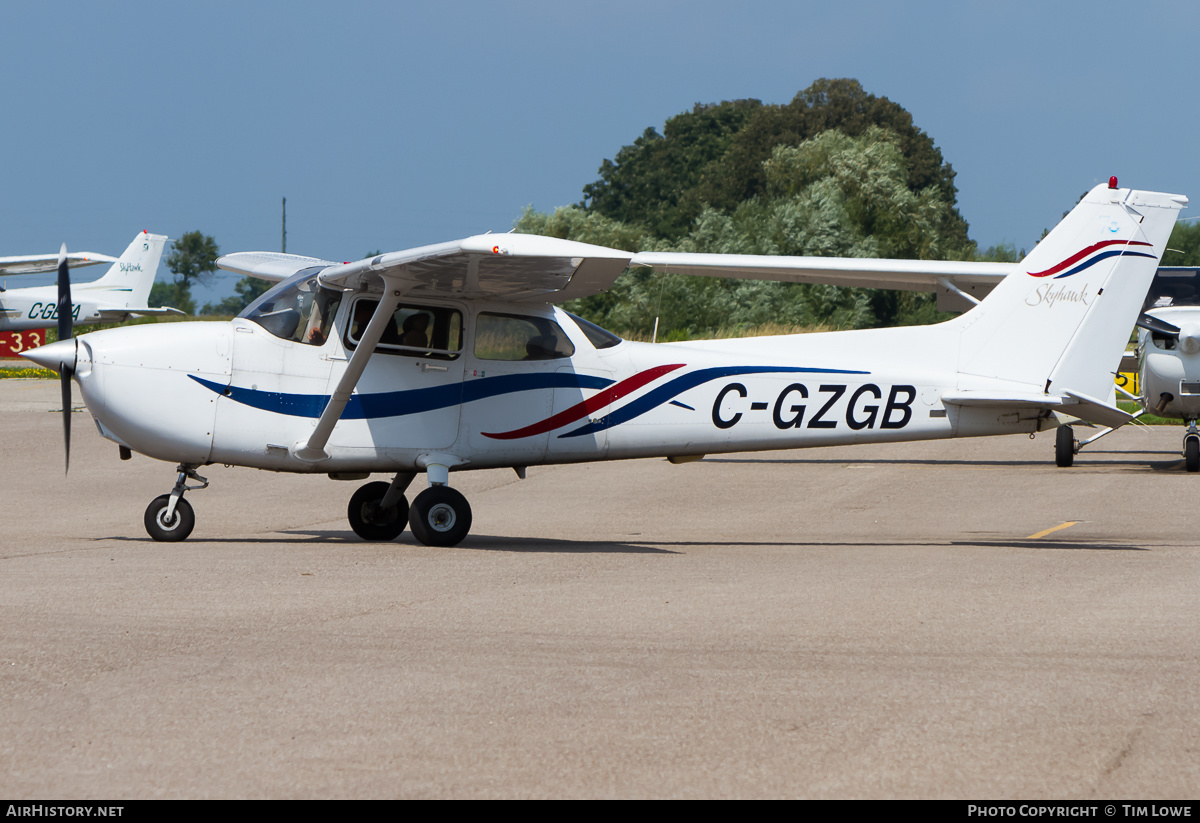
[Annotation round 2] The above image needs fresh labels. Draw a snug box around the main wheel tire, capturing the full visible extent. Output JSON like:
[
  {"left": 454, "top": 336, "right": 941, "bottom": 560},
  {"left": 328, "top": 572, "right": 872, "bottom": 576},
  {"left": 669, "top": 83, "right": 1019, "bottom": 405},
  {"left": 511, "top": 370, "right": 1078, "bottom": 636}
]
[
  {"left": 1186, "top": 438, "right": 1199, "bottom": 473},
  {"left": 409, "top": 486, "right": 472, "bottom": 547},
  {"left": 144, "top": 495, "right": 195, "bottom": 542},
  {"left": 348, "top": 481, "right": 409, "bottom": 541},
  {"left": 1055, "top": 425, "right": 1075, "bottom": 468}
]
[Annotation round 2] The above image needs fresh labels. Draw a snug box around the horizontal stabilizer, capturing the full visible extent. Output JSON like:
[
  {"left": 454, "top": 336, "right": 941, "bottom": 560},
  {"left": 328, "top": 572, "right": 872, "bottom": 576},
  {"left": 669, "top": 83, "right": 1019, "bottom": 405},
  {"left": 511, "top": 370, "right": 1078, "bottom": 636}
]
[{"left": 941, "top": 389, "right": 1133, "bottom": 429}]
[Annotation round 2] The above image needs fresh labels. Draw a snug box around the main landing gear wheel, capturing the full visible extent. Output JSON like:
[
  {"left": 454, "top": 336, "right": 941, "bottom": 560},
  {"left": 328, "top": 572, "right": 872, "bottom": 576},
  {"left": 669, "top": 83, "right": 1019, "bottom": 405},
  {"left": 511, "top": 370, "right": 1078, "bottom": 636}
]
[
  {"left": 144, "top": 495, "right": 195, "bottom": 542},
  {"left": 409, "top": 486, "right": 472, "bottom": 547},
  {"left": 1055, "top": 425, "right": 1075, "bottom": 468},
  {"left": 348, "top": 481, "right": 409, "bottom": 541},
  {"left": 1186, "top": 438, "right": 1200, "bottom": 473}
]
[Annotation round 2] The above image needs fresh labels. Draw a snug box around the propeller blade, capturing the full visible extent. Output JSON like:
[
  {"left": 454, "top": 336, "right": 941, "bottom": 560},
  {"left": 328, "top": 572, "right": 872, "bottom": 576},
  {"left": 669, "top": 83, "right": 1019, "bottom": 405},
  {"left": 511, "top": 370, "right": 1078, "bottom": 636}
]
[
  {"left": 60, "top": 362, "right": 73, "bottom": 474},
  {"left": 56, "top": 243, "right": 72, "bottom": 343},
  {"left": 1136, "top": 312, "right": 1181, "bottom": 337},
  {"left": 56, "top": 244, "right": 73, "bottom": 473}
]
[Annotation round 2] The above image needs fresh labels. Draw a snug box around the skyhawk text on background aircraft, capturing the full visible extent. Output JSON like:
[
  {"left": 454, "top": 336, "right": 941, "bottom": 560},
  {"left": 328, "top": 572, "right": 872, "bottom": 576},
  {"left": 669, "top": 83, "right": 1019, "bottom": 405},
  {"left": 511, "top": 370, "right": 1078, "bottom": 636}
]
[
  {"left": 0, "top": 231, "right": 176, "bottom": 334},
  {"left": 23, "top": 182, "right": 1186, "bottom": 545}
]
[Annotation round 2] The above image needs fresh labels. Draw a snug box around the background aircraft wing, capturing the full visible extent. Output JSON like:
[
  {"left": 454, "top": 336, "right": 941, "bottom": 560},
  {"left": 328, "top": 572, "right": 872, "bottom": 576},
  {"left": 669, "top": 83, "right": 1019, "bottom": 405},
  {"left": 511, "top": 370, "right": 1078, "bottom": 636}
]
[
  {"left": 315, "top": 234, "right": 633, "bottom": 302},
  {"left": 217, "top": 251, "right": 339, "bottom": 283},
  {"left": 0, "top": 251, "right": 119, "bottom": 275},
  {"left": 630, "top": 251, "right": 1014, "bottom": 311}
]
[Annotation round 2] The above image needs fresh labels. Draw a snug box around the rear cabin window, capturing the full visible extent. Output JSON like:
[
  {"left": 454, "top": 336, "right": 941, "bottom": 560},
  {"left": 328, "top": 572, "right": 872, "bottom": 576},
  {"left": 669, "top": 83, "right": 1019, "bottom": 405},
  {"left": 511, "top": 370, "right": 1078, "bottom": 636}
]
[
  {"left": 474, "top": 312, "right": 575, "bottom": 361},
  {"left": 344, "top": 299, "right": 462, "bottom": 360},
  {"left": 565, "top": 311, "right": 622, "bottom": 349}
]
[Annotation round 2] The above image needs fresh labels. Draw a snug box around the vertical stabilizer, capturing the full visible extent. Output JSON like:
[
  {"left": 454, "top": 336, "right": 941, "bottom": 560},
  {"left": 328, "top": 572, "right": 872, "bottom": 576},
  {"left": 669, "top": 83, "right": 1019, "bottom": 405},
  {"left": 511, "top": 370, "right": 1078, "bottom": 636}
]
[
  {"left": 85, "top": 231, "right": 167, "bottom": 309},
  {"left": 952, "top": 184, "right": 1186, "bottom": 397}
]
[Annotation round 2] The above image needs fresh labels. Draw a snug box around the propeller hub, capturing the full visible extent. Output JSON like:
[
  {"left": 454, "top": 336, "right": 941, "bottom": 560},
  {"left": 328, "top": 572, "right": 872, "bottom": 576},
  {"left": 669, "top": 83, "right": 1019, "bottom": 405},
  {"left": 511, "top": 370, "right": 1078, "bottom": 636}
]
[
  {"left": 20, "top": 338, "right": 76, "bottom": 373},
  {"left": 1180, "top": 324, "right": 1200, "bottom": 356}
]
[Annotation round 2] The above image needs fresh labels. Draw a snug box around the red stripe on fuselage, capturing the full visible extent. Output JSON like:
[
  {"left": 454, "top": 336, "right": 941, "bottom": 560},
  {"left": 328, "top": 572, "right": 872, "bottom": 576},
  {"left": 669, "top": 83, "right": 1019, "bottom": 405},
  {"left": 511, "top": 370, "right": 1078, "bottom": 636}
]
[{"left": 482, "top": 363, "right": 686, "bottom": 440}]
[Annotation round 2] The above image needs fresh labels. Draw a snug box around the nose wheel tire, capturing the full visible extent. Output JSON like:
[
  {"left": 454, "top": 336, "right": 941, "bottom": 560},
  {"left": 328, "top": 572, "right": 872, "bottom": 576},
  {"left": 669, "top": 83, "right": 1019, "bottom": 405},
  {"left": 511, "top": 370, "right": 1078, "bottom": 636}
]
[
  {"left": 348, "top": 481, "right": 409, "bottom": 541},
  {"left": 1186, "top": 438, "right": 1200, "bottom": 473},
  {"left": 144, "top": 495, "right": 195, "bottom": 542},
  {"left": 1055, "top": 425, "right": 1075, "bottom": 468},
  {"left": 409, "top": 486, "right": 472, "bottom": 547}
]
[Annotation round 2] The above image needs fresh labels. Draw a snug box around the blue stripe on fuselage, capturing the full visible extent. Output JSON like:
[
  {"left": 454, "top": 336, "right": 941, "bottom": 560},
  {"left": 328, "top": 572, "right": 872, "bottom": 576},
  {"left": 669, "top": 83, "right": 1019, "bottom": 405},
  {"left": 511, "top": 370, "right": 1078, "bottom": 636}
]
[{"left": 189, "top": 372, "right": 616, "bottom": 420}]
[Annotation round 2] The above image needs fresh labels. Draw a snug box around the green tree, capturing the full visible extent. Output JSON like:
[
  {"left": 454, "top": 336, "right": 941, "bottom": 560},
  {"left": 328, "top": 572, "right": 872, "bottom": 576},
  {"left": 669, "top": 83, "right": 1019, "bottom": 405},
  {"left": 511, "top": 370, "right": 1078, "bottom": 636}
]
[
  {"left": 150, "top": 231, "right": 220, "bottom": 316},
  {"left": 581, "top": 79, "right": 969, "bottom": 250},
  {"left": 1163, "top": 220, "right": 1200, "bottom": 267},
  {"left": 522, "top": 119, "right": 973, "bottom": 335},
  {"left": 201, "top": 276, "right": 270, "bottom": 316}
]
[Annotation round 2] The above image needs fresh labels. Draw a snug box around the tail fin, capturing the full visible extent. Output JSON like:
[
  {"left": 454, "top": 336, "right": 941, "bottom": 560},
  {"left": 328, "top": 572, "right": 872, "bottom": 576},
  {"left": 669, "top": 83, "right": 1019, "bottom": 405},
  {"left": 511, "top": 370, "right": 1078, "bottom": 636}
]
[
  {"left": 952, "top": 183, "right": 1186, "bottom": 399},
  {"left": 83, "top": 231, "right": 167, "bottom": 308}
]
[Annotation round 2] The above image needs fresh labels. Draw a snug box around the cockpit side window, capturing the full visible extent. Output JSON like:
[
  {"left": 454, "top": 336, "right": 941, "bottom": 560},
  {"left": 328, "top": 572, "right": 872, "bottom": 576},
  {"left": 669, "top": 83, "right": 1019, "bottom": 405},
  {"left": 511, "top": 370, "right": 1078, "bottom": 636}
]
[
  {"left": 240, "top": 272, "right": 343, "bottom": 346},
  {"left": 474, "top": 312, "right": 575, "bottom": 361},
  {"left": 343, "top": 298, "right": 463, "bottom": 360}
]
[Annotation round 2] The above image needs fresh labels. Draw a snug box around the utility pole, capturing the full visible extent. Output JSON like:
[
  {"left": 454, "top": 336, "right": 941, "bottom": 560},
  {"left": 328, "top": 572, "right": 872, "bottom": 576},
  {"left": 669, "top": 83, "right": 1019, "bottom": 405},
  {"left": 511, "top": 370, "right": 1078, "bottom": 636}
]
[{"left": 281, "top": 197, "right": 287, "bottom": 253}]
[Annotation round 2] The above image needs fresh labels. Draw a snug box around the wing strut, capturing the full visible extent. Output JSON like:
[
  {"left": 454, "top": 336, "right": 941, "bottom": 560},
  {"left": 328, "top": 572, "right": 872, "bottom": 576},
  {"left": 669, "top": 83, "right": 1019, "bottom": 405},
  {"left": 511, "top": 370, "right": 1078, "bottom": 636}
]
[{"left": 290, "top": 283, "right": 405, "bottom": 462}]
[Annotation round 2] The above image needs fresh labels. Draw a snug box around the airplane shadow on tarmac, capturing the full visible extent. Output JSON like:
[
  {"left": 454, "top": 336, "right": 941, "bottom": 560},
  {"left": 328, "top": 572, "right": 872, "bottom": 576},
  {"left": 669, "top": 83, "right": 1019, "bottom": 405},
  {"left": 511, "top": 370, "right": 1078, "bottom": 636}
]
[
  {"left": 705, "top": 453, "right": 1186, "bottom": 472},
  {"left": 93, "top": 532, "right": 1145, "bottom": 554}
]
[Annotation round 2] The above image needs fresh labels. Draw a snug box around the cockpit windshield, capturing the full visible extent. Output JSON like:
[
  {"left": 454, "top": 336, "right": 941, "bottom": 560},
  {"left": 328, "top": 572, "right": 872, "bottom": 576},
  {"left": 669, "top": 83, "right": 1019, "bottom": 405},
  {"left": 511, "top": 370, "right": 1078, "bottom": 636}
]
[{"left": 239, "top": 268, "right": 343, "bottom": 345}]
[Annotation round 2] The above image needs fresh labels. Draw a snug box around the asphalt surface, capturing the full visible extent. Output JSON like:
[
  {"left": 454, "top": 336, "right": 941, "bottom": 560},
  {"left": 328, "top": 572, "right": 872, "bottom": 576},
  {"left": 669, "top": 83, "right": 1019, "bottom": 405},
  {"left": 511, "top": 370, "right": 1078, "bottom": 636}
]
[{"left": 2, "top": 379, "right": 1198, "bottom": 799}]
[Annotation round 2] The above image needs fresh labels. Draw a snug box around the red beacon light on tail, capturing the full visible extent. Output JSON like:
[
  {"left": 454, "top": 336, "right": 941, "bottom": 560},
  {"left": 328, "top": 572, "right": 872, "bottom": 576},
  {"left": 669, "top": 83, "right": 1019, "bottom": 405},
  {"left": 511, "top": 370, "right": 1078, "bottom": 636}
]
[{"left": 1109, "top": 176, "right": 1118, "bottom": 189}]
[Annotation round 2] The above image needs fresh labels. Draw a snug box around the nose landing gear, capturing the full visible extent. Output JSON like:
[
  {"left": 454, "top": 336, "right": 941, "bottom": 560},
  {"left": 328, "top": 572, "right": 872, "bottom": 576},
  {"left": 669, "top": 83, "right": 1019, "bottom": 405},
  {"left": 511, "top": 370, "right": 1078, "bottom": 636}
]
[
  {"left": 144, "top": 465, "right": 208, "bottom": 542},
  {"left": 1184, "top": 422, "right": 1200, "bottom": 473}
]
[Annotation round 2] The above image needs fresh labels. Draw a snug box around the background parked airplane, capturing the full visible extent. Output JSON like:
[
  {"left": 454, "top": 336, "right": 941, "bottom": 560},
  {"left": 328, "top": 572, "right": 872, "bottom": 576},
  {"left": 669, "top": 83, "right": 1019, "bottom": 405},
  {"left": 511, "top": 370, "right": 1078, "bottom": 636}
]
[{"left": 0, "top": 231, "right": 178, "bottom": 334}]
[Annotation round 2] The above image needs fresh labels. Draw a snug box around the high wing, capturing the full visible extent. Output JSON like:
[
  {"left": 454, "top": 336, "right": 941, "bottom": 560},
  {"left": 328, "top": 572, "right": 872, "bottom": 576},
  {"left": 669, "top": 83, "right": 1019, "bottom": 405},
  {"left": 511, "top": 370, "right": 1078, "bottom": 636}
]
[
  {"left": 0, "top": 251, "right": 119, "bottom": 275},
  {"left": 629, "top": 251, "right": 1014, "bottom": 311},
  {"left": 217, "top": 251, "right": 339, "bottom": 283},
  {"left": 218, "top": 234, "right": 634, "bottom": 301},
  {"left": 315, "top": 234, "right": 633, "bottom": 302}
]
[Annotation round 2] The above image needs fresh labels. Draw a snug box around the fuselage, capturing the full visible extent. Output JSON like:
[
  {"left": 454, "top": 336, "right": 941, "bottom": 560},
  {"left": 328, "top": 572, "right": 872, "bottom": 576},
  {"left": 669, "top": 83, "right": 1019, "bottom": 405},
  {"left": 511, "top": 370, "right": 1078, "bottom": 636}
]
[
  {"left": 0, "top": 282, "right": 138, "bottom": 332},
  {"left": 62, "top": 285, "right": 1054, "bottom": 475}
]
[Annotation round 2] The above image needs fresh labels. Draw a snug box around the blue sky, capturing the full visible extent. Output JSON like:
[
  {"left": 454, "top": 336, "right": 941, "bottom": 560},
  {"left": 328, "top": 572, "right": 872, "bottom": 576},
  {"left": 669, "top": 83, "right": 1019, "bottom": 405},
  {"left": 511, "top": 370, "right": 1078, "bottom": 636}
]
[{"left": 3, "top": 1, "right": 1197, "bottom": 307}]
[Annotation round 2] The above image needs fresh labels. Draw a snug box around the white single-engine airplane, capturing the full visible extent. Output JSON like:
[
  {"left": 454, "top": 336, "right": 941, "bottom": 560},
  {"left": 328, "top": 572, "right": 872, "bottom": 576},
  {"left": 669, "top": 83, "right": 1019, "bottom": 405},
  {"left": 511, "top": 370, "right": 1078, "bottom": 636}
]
[
  {"left": 23, "top": 182, "right": 1185, "bottom": 545},
  {"left": 0, "top": 231, "right": 174, "bottom": 332}
]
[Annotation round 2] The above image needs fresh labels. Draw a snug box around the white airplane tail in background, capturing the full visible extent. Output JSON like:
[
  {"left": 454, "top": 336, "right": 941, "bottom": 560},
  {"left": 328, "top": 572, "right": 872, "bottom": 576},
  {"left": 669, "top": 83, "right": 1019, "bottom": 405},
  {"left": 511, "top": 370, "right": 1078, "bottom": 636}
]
[
  {"left": 82, "top": 231, "right": 167, "bottom": 309},
  {"left": 948, "top": 182, "right": 1186, "bottom": 400}
]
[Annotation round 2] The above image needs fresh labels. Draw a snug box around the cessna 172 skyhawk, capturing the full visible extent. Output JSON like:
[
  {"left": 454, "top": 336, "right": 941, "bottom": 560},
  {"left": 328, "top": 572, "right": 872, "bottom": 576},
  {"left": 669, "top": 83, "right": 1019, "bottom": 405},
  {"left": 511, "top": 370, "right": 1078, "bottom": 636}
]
[
  {"left": 0, "top": 231, "right": 174, "bottom": 333},
  {"left": 23, "top": 182, "right": 1186, "bottom": 545}
]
